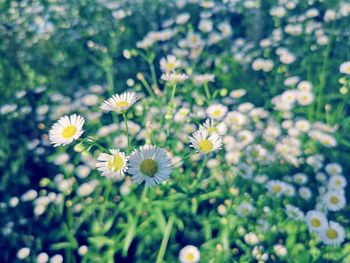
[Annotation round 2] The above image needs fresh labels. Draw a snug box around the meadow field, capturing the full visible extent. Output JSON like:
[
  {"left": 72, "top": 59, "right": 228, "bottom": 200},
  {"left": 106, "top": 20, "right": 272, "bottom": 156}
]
[{"left": 1, "top": 0, "right": 350, "bottom": 262}]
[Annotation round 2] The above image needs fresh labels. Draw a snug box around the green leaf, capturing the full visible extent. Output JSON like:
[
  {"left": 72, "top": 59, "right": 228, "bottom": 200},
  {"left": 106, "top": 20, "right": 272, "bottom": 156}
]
[
  {"left": 154, "top": 208, "right": 166, "bottom": 232},
  {"left": 51, "top": 242, "right": 77, "bottom": 250}
]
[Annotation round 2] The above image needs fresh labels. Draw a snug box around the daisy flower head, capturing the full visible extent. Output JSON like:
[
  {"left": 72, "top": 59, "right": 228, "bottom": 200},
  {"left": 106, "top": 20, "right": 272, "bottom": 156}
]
[
  {"left": 285, "top": 204, "right": 304, "bottom": 221},
  {"left": 266, "top": 180, "right": 286, "bottom": 196},
  {"left": 161, "top": 72, "right": 188, "bottom": 84},
  {"left": 179, "top": 245, "right": 200, "bottom": 263},
  {"left": 325, "top": 163, "right": 342, "bottom": 176},
  {"left": 128, "top": 144, "right": 172, "bottom": 187},
  {"left": 192, "top": 74, "right": 215, "bottom": 86},
  {"left": 322, "top": 191, "right": 346, "bottom": 211},
  {"left": 206, "top": 103, "right": 228, "bottom": 120},
  {"left": 100, "top": 91, "right": 138, "bottom": 114},
  {"left": 339, "top": 61, "right": 350, "bottom": 75},
  {"left": 189, "top": 128, "right": 222, "bottom": 154},
  {"left": 236, "top": 201, "right": 254, "bottom": 217},
  {"left": 328, "top": 175, "right": 347, "bottom": 189},
  {"left": 96, "top": 149, "right": 128, "bottom": 180},
  {"left": 160, "top": 54, "right": 182, "bottom": 72},
  {"left": 319, "top": 221, "right": 345, "bottom": 246},
  {"left": 305, "top": 210, "right": 328, "bottom": 232},
  {"left": 297, "top": 91, "right": 314, "bottom": 106},
  {"left": 49, "top": 114, "right": 85, "bottom": 147},
  {"left": 200, "top": 118, "right": 227, "bottom": 136}
]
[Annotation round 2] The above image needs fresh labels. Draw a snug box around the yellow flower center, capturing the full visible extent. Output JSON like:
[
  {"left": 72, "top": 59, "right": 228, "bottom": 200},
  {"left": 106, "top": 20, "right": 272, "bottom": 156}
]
[
  {"left": 208, "top": 126, "right": 219, "bottom": 134},
  {"left": 241, "top": 208, "right": 249, "bottom": 215},
  {"left": 199, "top": 139, "right": 213, "bottom": 153},
  {"left": 272, "top": 185, "right": 282, "bottom": 193},
  {"left": 212, "top": 109, "right": 222, "bottom": 117},
  {"left": 140, "top": 159, "right": 158, "bottom": 177},
  {"left": 231, "top": 117, "right": 238, "bottom": 123},
  {"left": 61, "top": 125, "right": 77, "bottom": 139},
  {"left": 107, "top": 154, "right": 125, "bottom": 172},
  {"left": 326, "top": 229, "right": 338, "bottom": 240},
  {"left": 186, "top": 253, "right": 194, "bottom": 261},
  {"left": 310, "top": 218, "right": 321, "bottom": 227},
  {"left": 166, "top": 63, "right": 175, "bottom": 71},
  {"left": 115, "top": 101, "right": 129, "bottom": 108},
  {"left": 251, "top": 150, "right": 259, "bottom": 158},
  {"left": 330, "top": 196, "right": 339, "bottom": 205}
]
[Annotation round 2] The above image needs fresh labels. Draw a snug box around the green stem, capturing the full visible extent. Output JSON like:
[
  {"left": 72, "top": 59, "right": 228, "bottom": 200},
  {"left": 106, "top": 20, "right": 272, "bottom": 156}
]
[
  {"left": 78, "top": 138, "right": 107, "bottom": 152},
  {"left": 166, "top": 84, "right": 177, "bottom": 136},
  {"left": 104, "top": 53, "right": 114, "bottom": 96},
  {"left": 140, "top": 77, "right": 155, "bottom": 98},
  {"left": 156, "top": 216, "right": 174, "bottom": 263},
  {"left": 203, "top": 82, "right": 211, "bottom": 101},
  {"left": 149, "top": 62, "right": 159, "bottom": 89},
  {"left": 123, "top": 113, "right": 130, "bottom": 153},
  {"left": 197, "top": 156, "right": 209, "bottom": 179}
]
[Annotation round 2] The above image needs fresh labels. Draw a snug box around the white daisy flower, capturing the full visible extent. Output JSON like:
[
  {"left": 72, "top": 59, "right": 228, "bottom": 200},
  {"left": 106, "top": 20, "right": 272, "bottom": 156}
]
[
  {"left": 297, "top": 81, "right": 313, "bottom": 92},
  {"left": 17, "top": 247, "right": 30, "bottom": 260},
  {"left": 305, "top": 210, "right": 328, "bottom": 232},
  {"left": 299, "top": 186, "right": 312, "bottom": 200},
  {"left": 49, "top": 114, "right": 85, "bottom": 147},
  {"left": 266, "top": 180, "right": 286, "bottom": 196},
  {"left": 236, "top": 201, "right": 254, "bottom": 217},
  {"left": 100, "top": 91, "right": 138, "bottom": 114},
  {"left": 128, "top": 144, "right": 172, "bottom": 187},
  {"left": 328, "top": 175, "right": 347, "bottom": 189},
  {"left": 96, "top": 149, "right": 128, "bottom": 180},
  {"left": 200, "top": 119, "right": 227, "bottom": 135},
  {"left": 179, "top": 245, "right": 200, "bottom": 263},
  {"left": 319, "top": 221, "right": 345, "bottom": 246},
  {"left": 244, "top": 232, "right": 259, "bottom": 245},
  {"left": 206, "top": 103, "right": 228, "bottom": 120},
  {"left": 339, "top": 61, "right": 350, "bottom": 75},
  {"left": 297, "top": 91, "right": 314, "bottom": 106},
  {"left": 192, "top": 74, "right": 215, "bottom": 85},
  {"left": 229, "top": 89, "right": 247, "bottom": 99},
  {"left": 273, "top": 244, "right": 287, "bottom": 257},
  {"left": 189, "top": 129, "right": 222, "bottom": 154},
  {"left": 160, "top": 54, "right": 182, "bottom": 72},
  {"left": 322, "top": 191, "right": 346, "bottom": 211},
  {"left": 285, "top": 204, "right": 304, "bottom": 221},
  {"left": 325, "top": 163, "right": 342, "bottom": 176},
  {"left": 161, "top": 72, "right": 188, "bottom": 84}
]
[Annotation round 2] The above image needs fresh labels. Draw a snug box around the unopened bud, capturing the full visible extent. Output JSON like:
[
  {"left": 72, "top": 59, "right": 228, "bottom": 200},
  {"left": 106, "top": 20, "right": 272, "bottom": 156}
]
[{"left": 74, "top": 142, "right": 85, "bottom": 152}]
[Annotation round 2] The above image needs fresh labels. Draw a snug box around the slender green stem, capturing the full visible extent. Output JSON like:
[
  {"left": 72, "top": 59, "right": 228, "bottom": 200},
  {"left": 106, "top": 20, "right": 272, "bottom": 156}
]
[
  {"left": 156, "top": 216, "right": 174, "bottom": 263},
  {"left": 203, "top": 82, "right": 211, "bottom": 101},
  {"left": 78, "top": 138, "right": 107, "bottom": 152},
  {"left": 197, "top": 156, "right": 209, "bottom": 179},
  {"left": 104, "top": 53, "right": 114, "bottom": 96},
  {"left": 149, "top": 62, "right": 159, "bottom": 89},
  {"left": 170, "top": 84, "right": 177, "bottom": 102},
  {"left": 123, "top": 113, "right": 130, "bottom": 153},
  {"left": 166, "top": 84, "right": 177, "bottom": 136},
  {"left": 139, "top": 77, "right": 155, "bottom": 98}
]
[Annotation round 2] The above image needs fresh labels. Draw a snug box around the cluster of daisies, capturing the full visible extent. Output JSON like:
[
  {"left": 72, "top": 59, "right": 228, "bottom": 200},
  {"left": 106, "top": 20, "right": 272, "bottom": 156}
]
[
  {"left": 284, "top": 162, "right": 347, "bottom": 246},
  {"left": 49, "top": 91, "right": 174, "bottom": 188}
]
